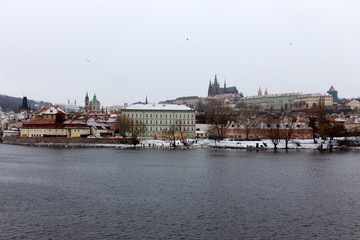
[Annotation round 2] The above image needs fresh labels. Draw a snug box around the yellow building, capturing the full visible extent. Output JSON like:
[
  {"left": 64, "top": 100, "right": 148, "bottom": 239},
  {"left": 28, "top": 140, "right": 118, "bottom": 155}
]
[
  {"left": 21, "top": 106, "right": 90, "bottom": 138},
  {"left": 35, "top": 106, "right": 69, "bottom": 120},
  {"left": 293, "top": 94, "right": 333, "bottom": 110}
]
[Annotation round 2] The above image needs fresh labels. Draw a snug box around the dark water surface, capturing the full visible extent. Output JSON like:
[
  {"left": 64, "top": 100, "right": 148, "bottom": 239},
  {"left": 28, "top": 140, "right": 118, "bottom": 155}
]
[{"left": 1, "top": 144, "right": 360, "bottom": 239}]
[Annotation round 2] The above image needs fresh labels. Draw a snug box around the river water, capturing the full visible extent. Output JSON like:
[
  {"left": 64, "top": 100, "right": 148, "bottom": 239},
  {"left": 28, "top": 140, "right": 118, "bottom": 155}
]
[{"left": 1, "top": 144, "right": 360, "bottom": 239}]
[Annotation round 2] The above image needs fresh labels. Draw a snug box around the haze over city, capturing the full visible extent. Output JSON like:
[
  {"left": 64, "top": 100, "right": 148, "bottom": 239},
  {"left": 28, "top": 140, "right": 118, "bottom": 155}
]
[{"left": 1, "top": 0, "right": 360, "bottom": 106}]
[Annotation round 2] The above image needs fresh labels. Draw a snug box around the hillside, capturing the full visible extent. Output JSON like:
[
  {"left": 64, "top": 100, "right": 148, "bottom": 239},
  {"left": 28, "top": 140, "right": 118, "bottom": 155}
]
[{"left": 0, "top": 94, "right": 52, "bottom": 112}]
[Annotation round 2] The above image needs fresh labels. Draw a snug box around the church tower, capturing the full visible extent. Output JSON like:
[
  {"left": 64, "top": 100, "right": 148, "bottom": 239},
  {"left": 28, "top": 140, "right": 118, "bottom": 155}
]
[
  {"left": 258, "top": 87, "right": 262, "bottom": 96},
  {"left": 90, "top": 93, "right": 100, "bottom": 111},
  {"left": 84, "top": 92, "right": 90, "bottom": 113}
]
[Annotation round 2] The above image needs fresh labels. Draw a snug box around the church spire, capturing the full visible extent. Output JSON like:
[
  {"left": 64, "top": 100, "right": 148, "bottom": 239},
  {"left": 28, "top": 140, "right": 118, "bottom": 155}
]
[
  {"left": 145, "top": 95, "right": 148, "bottom": 104},
  {"left": 224, "top": 79, "right": 227, "bottom": 89},
  {"left": 214, "top": 74, "right": 219, "bottom": 86},
  {"left": 264, "top": 87, "right": 268, "bottom": 96},
  {"left": 258, "top": 87, "right": 262, "bottom": 96}
]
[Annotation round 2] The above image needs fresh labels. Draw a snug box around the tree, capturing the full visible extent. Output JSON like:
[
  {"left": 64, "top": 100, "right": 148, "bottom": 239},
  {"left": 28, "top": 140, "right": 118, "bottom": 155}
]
[
  {"left": 121, "top": 117, "right": 145, "bottom": 146},
  {"left": 163, "top": 124, "right": 177, "bottom": 147},
  {"left": 306, "top": 103, "right": 328, "bottom": 143},
  {"left": 236, "top": 110, "right": 261, "bottom": 140},
  {"left": 263, "top": 114, "right": 282, "bottom": 150},
  {"left": 205, "top": 101, "right": 234, "bottom": 144},
  {"left": 280, "top": 116, "right": 297, "bottom": 150}
]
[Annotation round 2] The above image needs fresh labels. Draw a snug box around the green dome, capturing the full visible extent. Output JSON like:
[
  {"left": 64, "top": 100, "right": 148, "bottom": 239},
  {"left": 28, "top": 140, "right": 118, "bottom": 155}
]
[{"left": 90, "top": 99, "right": 100, "bottom": 104}]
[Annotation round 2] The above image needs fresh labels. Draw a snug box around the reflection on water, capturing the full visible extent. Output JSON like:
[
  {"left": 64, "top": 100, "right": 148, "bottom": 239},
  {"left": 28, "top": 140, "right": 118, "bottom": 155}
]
[{"left": 1, "top": 144, "right": 360, "bottom": 239}]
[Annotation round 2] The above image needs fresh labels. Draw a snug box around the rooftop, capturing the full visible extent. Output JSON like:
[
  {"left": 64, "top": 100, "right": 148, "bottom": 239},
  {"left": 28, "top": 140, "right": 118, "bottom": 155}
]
[{"left": 124, "top": 104, "right": 194, "bottom": 111}]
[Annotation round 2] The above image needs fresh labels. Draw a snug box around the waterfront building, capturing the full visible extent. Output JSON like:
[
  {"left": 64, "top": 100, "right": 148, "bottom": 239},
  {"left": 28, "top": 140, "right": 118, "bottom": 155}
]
[
  {"left": 21, "top": 105, "right": 92, "bottom": 138},
  {"left": 87, "top": 118, "right": 114, "bottom": 137},
  {"left": 223, "top": 120, "right": 312, "bottom": 140},
  {"left": 35, "top": 106, "right": 69, "bottom": 120},
  {"left": 21, "top": 119, "right": 90, "bottom": 138},
  {"left": 122, "top": 104, "right": 196, "bottom": 139},
  {"left": 208, "top": 75, "right": 239, "bottom": 97}
]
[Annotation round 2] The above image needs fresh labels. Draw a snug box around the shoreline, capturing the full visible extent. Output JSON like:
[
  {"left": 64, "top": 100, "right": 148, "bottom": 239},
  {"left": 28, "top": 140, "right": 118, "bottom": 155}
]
[{"left": 2, "top": 137, "right": 360, "bottom": 151}]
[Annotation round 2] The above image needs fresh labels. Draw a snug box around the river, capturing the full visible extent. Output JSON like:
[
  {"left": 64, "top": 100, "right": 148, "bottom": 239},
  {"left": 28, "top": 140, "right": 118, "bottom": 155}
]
[{"left": 1, "top": 144, "right": 360, "bottom": 239}]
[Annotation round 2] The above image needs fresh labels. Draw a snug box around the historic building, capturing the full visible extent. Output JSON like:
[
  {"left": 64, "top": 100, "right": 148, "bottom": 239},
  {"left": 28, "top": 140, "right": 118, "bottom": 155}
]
[
  {"left": 223, "top": 120, "right": 312, "bottom": 140},
  {"left": 19, "top": 96, "right": 30, "bottom": 112},
  {"left": 84, "top": 92, "right": 101, "bottom": 113},
  {"left": 293, "top": 94, "right": 333, "bottom": 110},
  {"left": 327, "top": 86, "right": 341, "bottom": 104},
  {"left": 239, "top": 92, "right": 297, "bottom": 112},
  {"left": 21, "top": 106, "right": 90, "bottom": 138},
  {"left": 122, "top": 104, "right": 196, "bottom": 139},
  {"left": 208, "top": 75, "right": 239, "bottom": 97}
]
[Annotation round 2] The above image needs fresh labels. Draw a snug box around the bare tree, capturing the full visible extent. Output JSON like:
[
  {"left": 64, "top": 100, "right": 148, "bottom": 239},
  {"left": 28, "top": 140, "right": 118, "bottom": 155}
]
[
  {"left": 122, "top": 117, "right": 145, "bottom": 146},
  {"left": 237, "top": 112, "right": 261, "bottom": 140},
  {"left": 263, "top": 114, "right": 282, "bottom": 150},
  {"left": 206, "top": 101, "right": 234, "bottom": 144},
  {"left": 280, "top": 116, "right": 297, "bottom": 150},
  {"left": 163, "top": 124, "right": 177, "bottom": 147},
  {"left": 306, "top": 103, "right": 328, "bottom": 142}
]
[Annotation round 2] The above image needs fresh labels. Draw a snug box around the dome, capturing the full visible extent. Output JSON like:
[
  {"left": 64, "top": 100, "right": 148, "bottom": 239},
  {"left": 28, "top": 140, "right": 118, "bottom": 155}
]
[{"left": 90, "top": 99, "right": 100, "bottom": 104}]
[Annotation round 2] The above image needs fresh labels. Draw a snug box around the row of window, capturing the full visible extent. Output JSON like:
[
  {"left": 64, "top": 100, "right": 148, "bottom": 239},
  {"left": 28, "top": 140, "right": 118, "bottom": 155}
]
[
  {"left": 126, "top": 112, "right": 194, "bottom": 119},
  {"left": 141, "top": 120, "right": 194, "bottom": 125},
  {"left": 145, "top": 127, "right": 194, "bottom": 132}
]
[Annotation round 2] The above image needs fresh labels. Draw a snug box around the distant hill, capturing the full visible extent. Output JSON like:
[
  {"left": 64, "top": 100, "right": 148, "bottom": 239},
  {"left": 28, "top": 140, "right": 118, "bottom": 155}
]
[{"left": 0, "top": 94, "right": 52, "bottom": 112}]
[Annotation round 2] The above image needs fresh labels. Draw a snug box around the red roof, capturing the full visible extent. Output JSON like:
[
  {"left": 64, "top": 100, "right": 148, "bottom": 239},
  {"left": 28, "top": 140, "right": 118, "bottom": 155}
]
[{"left": 328, "top": 86, "right": 336, "bottom": 91}]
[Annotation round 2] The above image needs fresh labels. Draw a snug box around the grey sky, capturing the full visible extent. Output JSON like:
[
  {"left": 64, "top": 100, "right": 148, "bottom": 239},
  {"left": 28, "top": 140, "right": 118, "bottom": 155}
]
[{"left": 1, "top": 0, "right": 359, "bottom": 106}]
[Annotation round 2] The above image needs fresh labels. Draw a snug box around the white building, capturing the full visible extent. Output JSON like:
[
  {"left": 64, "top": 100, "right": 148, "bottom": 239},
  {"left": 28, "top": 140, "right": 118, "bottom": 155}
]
[{"left": 122, "top": 104, "right": 196, "bottom": 139}]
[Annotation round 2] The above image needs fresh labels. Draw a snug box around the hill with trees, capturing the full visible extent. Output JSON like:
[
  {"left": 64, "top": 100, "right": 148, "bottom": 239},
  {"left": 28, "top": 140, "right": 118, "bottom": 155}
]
[{"left": 0, "top": 94, "right": 52, "bottom": 112}]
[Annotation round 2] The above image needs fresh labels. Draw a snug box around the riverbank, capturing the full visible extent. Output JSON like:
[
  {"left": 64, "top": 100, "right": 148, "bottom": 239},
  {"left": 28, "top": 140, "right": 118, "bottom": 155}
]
[{"left": 2, "top": 136, "right": 360, "bottom": 150}]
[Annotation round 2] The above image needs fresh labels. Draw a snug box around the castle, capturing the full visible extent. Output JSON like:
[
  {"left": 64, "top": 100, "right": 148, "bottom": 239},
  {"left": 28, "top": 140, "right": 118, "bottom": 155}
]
[
  {"left": 84, "top": 92, "right": 100, "bottom": 113},
  {"left": 207, "top": 75, "right": 239, "bottom": 96}
]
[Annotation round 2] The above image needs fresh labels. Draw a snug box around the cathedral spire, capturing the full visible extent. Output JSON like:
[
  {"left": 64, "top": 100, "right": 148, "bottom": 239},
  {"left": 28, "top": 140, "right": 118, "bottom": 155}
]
[
  {"left": 258, "top": 87, "right": 262, "bottom": 96},
  {"left": 145, "top": 95, "right": 148, "bottom": 104},
  {"left": 264, "top": 87, "right": 268, "bottom": 96},
  {"left": 224, "top": 79, "right": 227, "bottom": 89},
  {"left": 214, "top": 74, "right": 219, "bottom": 86}
]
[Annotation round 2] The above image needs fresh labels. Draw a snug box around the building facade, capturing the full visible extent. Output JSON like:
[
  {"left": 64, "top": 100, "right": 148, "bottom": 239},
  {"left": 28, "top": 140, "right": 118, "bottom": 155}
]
[
  {"left": 293, "top": 94, "right": 333, "bottom": 110},
  {"left": 122, "top": 104, "right": 196, "bottom": 139},
  {"left": 238, "top": 93, "right": 297, "bottom": 112},
  {"left": 84, "top": 92, "right": 101, "bottom": 113}
]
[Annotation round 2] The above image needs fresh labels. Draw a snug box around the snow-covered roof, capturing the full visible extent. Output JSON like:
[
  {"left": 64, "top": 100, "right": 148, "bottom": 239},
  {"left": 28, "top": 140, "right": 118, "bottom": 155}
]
[
  {"left": 349, "top": 100, "right": 360, "bottom": 103},
  {"left": 38, "top": 106, "right": 67, "bottom": 115},
  {"left": 123, "top": 104, "right": 194, "bottom": 111}
]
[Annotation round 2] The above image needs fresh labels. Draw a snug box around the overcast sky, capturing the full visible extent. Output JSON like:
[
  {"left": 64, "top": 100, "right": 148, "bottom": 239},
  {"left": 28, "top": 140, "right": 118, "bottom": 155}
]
[{"left": 1, "top": 0, "right": 359, "bottom": 106}]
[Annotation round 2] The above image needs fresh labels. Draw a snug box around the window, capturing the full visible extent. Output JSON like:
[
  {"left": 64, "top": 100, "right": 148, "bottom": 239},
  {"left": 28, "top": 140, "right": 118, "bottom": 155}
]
[
  {"left": 150, "top": 114, "right": 152, "bottom": 117},
  {"left": 160, "top": 114, "right": 162, "bottom": 118},
  {"left": 156, "top": 114, "right": 158, "bottom": 117},
  {"left": 146, "top": 114, "right": 148, "bottom": 117}
]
